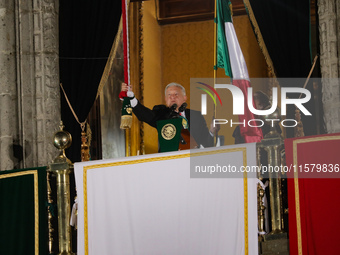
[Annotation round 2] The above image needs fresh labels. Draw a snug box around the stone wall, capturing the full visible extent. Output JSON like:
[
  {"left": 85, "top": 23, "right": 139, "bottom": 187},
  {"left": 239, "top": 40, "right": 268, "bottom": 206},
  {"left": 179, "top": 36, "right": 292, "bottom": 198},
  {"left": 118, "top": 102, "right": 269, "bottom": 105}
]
[
  {"left": 318, "top": 0, "right": 340, "bottom": 133},
  {"left": 0, "top": 0, "right": 60, "bottom": 170}
]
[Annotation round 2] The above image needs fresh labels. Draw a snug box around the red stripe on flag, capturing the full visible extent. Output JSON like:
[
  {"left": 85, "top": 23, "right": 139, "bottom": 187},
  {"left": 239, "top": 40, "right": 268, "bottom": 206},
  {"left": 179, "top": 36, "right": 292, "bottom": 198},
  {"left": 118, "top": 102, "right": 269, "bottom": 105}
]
[{"left": 233, "top": 79, "right": 263, "bottom": 143}]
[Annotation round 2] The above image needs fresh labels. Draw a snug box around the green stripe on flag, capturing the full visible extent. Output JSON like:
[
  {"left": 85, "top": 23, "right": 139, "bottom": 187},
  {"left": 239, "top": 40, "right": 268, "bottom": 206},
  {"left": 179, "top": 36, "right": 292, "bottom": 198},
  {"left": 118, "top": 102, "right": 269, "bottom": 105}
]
[{"left": 215, "top": 0, "right": 233, "bottom": 78}]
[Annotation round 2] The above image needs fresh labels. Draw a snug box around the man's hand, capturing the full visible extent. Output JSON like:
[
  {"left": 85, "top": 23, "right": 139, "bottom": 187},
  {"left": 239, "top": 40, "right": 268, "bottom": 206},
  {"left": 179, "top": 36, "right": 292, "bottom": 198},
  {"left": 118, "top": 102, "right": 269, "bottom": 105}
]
[
  {"left": 120, "top": 83, "right": 134, "bottom": 99},
  {"left": 121, "top": 83, "right": 129, "bottom": 92}
]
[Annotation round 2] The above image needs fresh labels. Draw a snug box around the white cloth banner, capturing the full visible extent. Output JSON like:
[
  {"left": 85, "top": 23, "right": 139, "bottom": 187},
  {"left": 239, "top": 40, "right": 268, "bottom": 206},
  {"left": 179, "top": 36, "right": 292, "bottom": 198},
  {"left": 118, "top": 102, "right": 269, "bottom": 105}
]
[{"left": 74, "top": 144, "right": 258, "bottom": 255}]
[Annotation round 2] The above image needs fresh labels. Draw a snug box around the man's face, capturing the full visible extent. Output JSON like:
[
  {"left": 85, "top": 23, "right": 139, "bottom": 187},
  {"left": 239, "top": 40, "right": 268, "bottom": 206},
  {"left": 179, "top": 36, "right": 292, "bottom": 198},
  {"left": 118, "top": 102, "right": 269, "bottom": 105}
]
[{"left": 165, "top": 86, "right": 187, "bottom": 111}]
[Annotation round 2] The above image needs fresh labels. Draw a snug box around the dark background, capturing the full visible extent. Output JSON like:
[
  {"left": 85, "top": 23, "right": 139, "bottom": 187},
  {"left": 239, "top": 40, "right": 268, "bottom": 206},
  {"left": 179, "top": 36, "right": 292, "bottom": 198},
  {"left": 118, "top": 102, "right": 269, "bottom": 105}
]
[{"left": 59, "top": 1, "right": 122, "bottom": 162}]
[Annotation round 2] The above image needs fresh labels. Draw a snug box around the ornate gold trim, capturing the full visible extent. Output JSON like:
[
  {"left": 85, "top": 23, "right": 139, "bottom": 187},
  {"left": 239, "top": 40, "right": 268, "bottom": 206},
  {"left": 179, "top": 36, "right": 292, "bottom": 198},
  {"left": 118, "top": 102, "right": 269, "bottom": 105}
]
[
  {"left": 126, "top": 1, "right": 144, "bottom": 156},
  {"left": 293, "top": 135, "right": 340, "bottom": 255},
  {"left": 293, "top": 174, "right": 302, "bottom": 255},
  {"left": 83, "top": 147, "right": 250, "bottom": 254},
  {"left": 83, "top": 165, "right": 89, "bottom": 255},
  {"left": 138, "top": 1, "right": 145, "bottom": 155},
  {"left": 243, "top": 0, "right": 276, "bottom": 78},
  {"left": 0, "top": 170, "right": 39, "bottom": 255}
]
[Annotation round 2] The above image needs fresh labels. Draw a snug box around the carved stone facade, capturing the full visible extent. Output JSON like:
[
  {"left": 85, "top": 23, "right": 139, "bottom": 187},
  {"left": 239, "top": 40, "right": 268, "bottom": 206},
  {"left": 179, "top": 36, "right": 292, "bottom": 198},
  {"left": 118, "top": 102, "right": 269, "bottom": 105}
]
[
  {"left": 0, "top": 0, "right": 60, "bottom": 170},
  {"left": 318, "top": 0, "right": 340, "bottom": 133}
]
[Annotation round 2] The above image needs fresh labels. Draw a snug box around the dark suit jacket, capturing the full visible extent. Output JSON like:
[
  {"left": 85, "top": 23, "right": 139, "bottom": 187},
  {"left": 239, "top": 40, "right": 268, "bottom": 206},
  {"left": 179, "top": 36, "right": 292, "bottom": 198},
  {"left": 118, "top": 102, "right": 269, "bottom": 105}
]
[{"left": 133, "top": 102, "right": 213, "bottom": 148}]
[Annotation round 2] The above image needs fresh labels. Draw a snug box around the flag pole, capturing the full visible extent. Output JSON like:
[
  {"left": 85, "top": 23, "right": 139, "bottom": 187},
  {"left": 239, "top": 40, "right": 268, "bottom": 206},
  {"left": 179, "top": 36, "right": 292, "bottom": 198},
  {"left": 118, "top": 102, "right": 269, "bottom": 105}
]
[
  {"left": 122, "top": 0, "right": 130, "bottom": 86},
  {"left": 213, "top": 0, "right": 218, "bottom": 146},
  {"left": 122, "top": 0, "right": 131, "bottom": 156}
]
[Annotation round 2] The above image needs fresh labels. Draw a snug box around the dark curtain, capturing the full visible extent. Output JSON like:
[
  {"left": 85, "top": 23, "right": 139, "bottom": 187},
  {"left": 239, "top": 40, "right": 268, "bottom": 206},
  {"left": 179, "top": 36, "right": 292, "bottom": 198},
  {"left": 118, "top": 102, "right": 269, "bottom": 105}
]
[
  {"left": 246, "top": 0, "right": 311, "bottom": 78},
  {"left": 245, "top": 0, "right": 318, "bottom": 137},
  {"left": 59, "top": 1, "right": 122, "bottom": 162}
]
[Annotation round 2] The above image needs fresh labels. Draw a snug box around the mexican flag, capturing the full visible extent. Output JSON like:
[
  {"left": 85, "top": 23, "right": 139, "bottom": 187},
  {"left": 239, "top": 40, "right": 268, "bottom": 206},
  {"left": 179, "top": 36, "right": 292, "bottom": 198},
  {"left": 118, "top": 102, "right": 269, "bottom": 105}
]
[{"left": 216, "top": 0, "right": 263, "bottom": 143}]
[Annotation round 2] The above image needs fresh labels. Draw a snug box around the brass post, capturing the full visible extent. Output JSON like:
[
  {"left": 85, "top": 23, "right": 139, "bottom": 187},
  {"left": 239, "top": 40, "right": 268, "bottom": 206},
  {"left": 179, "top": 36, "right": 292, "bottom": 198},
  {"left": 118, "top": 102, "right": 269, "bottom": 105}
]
[
  {"left": 49, "top": 121, "right": 75, "bottom": 255},
  {"left": 257, "top": 109, "right": 287, "bottom": 242},
  {"left": 256, "top": 146, "right": 266, "bottom": 237},
  {"left": 46, "top": 169, "right": 55, "bottom": 254},
  {"left": 257, "top": 182, "right": 266, "bottom": 235},
  {"left": 264, "top": 143, "right": 284, "bottom": 235}
]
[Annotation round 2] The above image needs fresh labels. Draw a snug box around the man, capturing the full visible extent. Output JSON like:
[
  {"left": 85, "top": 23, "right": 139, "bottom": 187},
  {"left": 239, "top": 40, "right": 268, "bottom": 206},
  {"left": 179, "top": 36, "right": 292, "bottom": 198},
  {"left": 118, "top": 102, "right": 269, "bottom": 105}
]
[{"left": 121, "top": 82, "right": 218, "bottom": 148}]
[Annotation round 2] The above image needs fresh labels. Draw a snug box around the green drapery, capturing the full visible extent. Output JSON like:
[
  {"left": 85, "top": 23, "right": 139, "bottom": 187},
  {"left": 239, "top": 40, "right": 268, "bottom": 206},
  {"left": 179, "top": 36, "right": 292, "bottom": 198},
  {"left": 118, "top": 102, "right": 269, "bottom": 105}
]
[{"left": 0, "top": 167, "right": 47, "bottom": 255}]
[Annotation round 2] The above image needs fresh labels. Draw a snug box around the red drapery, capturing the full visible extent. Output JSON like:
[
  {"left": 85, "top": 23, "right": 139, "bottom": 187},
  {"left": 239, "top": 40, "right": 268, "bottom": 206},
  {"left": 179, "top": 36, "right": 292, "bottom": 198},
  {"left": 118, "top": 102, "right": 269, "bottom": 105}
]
[{"left": 285, "top": 133, "right": 340, "bottom": 255}]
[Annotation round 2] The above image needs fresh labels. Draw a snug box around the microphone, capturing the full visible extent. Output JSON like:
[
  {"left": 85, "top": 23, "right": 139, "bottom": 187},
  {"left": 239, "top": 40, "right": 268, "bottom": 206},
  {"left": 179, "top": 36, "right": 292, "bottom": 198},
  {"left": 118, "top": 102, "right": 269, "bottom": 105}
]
[
  {"left": 168, "top": 104, "right": 179, "bottom": 119},
  {"left": 170, "top": 104, "right": 177, "bottom": 111},
  {"left": 178, "top": 103, "right": 187, "bottom": 112}
]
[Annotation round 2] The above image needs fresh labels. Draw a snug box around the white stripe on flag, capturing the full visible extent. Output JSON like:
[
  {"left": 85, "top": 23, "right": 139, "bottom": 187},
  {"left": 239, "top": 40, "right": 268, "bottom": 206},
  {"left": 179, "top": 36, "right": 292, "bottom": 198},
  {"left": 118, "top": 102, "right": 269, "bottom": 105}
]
[{"left": 224, "top": 22, "right": 249, "bottom": 81}]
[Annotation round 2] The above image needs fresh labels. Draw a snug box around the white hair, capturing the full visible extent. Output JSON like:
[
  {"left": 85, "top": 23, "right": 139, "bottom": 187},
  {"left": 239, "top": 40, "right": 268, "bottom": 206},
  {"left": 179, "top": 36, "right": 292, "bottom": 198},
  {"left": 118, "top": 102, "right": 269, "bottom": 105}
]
[{"left": 164, "top": 82, "right": 186, "bottom": 96}]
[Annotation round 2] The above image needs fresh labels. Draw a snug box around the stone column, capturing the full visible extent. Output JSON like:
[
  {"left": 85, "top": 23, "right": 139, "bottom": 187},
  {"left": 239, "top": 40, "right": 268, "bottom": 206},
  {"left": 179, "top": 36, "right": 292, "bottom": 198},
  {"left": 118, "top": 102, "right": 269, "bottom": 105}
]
[
  {"left": 31, "top": 0, "right": 60, "bottom": 167},
  {"left": 0, "top": 0, "right": 18, "bottom": 170},
  {"left": 318, "top": 0, "right": 340, "bottom": 133},
  {"left": 0, "top": 0, "right": 60, "bottom": 170}
]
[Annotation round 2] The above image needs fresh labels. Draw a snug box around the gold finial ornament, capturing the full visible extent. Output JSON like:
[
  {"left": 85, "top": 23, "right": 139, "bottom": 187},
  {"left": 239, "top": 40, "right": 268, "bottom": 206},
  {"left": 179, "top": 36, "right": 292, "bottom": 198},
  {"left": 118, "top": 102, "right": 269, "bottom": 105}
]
[{"left": 53, "top": 121, "right": 72, "bottom": 164}]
